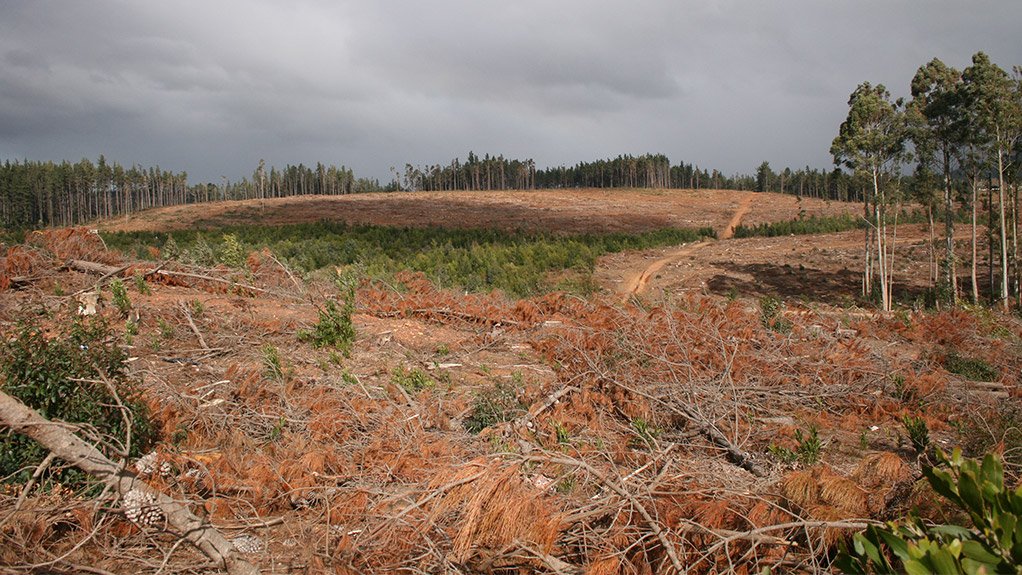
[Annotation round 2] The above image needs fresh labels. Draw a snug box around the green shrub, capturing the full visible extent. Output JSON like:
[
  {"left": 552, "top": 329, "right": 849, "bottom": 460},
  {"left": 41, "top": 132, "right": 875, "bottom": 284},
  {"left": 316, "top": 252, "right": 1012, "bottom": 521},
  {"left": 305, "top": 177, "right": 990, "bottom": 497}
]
[
  {"left": 760, "top": 295, "right": 792, "bottom": 333},
  {"left": 768, "top": 425, "right": 821, "bottom": 466},
  {"left": 837, "top": 449, "right": 1022, "bottom": 574},
  {"left": 298, "top": 276, "right": 357, "bottom": 355},
  {"left": 0, "top": 317, "right": 155, "bottom": 485},
  {"left": 943, "top": 351, "right": 998, "bottom": 382},
  {"left": 262, "top": 344, "right": 286, "bottom": 382},
  {"left": 463, "top": 381, "right": 525, "bottom": 434},
  {"left": 220, "top": 233, "right": 246, "bottom": 268},
  {"left": 903, "top": 414, "right": 931, "bottom": 455},
  {"left": 630, "top": 417, "right": 661, "bottom": 450},
  {"left": 391, "top": 366, "right": 434, "bottom": 394},
  {"left": 109, "top": 278, "right": 131, "bottom": 316}
]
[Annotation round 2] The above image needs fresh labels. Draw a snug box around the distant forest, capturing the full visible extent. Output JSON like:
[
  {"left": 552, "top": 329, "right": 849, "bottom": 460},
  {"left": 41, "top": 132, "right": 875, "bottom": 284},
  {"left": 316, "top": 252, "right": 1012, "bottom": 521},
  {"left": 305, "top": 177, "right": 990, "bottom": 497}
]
[{"left": 0, "top": 152, "right": 860, "bottom": 229}]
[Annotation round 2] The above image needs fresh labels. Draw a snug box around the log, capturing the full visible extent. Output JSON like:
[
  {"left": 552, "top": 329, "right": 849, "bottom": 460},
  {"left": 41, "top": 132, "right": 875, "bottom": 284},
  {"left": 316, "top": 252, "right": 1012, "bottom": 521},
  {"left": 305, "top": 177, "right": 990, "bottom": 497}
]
[{"left": 0, "top": 390, "right": 258, "bottom": 575}]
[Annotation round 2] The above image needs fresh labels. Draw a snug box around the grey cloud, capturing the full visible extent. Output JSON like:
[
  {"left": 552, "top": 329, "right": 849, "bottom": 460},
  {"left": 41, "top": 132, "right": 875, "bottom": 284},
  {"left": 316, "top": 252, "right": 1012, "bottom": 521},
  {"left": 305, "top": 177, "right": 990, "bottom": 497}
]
[{"left": 1, "top": 0, "right": 1020, "bottom": 183}]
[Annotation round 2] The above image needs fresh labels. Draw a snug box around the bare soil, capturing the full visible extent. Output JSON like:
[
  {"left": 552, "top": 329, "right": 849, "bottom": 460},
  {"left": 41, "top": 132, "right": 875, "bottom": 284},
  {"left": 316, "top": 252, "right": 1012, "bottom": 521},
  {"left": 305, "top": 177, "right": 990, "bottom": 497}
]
[{"left": 97, "top": 188, "right": 855, "bottom": 235}]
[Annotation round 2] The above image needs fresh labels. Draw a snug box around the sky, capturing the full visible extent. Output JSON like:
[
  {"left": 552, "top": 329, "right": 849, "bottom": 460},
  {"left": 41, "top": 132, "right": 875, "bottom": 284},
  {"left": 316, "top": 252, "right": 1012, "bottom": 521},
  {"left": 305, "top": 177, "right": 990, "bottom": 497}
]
[{"left": 2, "top": 1, "right": 1021, "bottom": 185}]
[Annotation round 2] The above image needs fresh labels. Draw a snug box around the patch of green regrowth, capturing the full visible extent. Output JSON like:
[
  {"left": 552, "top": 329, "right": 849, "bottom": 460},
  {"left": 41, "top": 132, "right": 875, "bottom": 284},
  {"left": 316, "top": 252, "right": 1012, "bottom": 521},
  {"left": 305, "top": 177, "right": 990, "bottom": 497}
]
[
  {"left": 463, "top": 381, "right": 526, "bottom": 434},
  {"left": 391, "top": 366, "right": 434, "bottom": 394},
  {"left": 943, "top": 351, "right": 998, "bottom": 382},
  {"left": 769, "top": 425, "right": 822, "bottom": 466},
  {"left": 0, "top": 316, "right": 156, "bottom": 486},
  {"left": 102, "top": 222, "right": 716, "bottom": 297}
]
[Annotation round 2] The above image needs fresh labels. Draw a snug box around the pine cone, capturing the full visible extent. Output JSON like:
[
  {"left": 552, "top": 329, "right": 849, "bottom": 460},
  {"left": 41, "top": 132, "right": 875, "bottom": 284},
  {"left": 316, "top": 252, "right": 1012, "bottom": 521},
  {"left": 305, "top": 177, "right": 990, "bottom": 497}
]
[{"left": 123, "top": 488, "right": 164, "bottom": 527}]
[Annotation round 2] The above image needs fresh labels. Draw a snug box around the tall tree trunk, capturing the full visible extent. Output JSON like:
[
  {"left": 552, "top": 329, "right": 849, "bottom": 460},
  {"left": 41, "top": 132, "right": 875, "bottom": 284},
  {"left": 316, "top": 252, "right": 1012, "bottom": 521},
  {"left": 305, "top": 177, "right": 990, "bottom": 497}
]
[
  {"left": 943, "top": 146, "right": 957, "bottom": 305},
  {"left": 873, "top": 169, "right": 890, "bottom": 312},
  {"left": 989, "top": 181, "right": 996, "bottom": 303},
  {"left": 997, "top": 144, "right": 1010, "bottom": 310},
  {"left": 972, "top": 176, "right": 980, "bottom": 303}
]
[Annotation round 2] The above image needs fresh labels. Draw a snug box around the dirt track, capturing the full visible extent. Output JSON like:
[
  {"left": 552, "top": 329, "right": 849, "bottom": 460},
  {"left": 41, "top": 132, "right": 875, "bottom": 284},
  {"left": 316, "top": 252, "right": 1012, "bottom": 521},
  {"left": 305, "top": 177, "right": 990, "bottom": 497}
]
[{"left": 618, "top": 193, "right": 756, "bottom": 300}]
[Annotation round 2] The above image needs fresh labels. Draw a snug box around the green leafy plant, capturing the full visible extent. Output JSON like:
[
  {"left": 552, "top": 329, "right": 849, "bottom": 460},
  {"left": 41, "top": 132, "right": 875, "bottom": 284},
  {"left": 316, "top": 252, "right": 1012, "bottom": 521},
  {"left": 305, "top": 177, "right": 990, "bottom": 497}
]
[
  {"left": 219, "top": 233, "right": 246, "bottom": 268},
  {"left": 463, "top": 381, "right": 525, "bottom": 434},
  {"left": 0, "top": 317, "right": 155, "bottom": 485},
  {"left": 262, "top": 344, "right": 286, "bottom": 383},
  {"left": 391, "top": 366, "right": 434, "bottom": 394},
  {"left": 109, "top": 278, "right": 131, "bottom": 316},
  {"left": 157, "top": 318, "right": 174, "bottom": 340},
  {"left": 299, "top": 298, "right": 356, "bottom": 355},
  {"left": 630, "top": 417, "right": 660, "bottom": 449},
  {"left": 759, "top": 295, "right": 792, "bottom": 334},
  {"left": 903, "top": 414, "right": 931, "bottom": 454},
  {"left": 133, "top": 272, "right": 151, "bottom": 295},
  {"left": 554, "top": 422, "right": 571, "bottom": 445},
  {"left": 837, "top": 449, "right": 1022, "bottom": 574},
  {"left": 943, "top": 351, "right": 998, "bottom": 382},
  {"left": 769, "top": 425, "right": 821, "bottom": 466}
]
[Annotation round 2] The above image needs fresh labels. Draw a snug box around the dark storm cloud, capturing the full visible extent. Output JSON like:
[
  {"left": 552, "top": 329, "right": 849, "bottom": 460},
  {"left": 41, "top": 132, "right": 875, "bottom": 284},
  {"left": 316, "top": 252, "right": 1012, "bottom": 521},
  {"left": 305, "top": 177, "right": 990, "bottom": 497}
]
[{"left": 1, "top": 0, "right": 1020, "bottom": 183}]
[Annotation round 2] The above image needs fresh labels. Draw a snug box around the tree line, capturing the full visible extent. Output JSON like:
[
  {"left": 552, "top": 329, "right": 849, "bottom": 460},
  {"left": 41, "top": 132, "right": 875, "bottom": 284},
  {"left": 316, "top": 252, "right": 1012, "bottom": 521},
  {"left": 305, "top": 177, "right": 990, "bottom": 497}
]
[
  {"left": 3, "top": 151, "right": 861, "bottom": 230},
  {"left": 0, "top": 157, "right": 384, "bottom": 229},
  {"left": 831, "top": 52, "right": 1021, "bottom": 311}
]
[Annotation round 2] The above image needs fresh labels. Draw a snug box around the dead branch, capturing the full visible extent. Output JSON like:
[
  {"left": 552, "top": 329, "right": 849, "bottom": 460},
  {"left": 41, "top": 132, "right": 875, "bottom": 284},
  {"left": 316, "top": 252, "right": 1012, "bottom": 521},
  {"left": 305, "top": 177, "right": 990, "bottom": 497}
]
[
  {"left": 65, "top": 258, "right": 299, "bottom": 300},
  {"left": 179, "top": 301, "right": 210, "bottom": 351},
  {"left": 0, "top": 389, "right": 258, "bottom": 575}
]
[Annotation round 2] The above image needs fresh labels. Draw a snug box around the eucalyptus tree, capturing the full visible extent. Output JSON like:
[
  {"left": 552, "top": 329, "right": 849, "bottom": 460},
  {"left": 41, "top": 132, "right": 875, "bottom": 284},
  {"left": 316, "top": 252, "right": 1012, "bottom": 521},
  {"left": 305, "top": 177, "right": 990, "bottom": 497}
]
[
  {"left": 909, "top": 58, "right": 966, "bottom": 306},
  {"left": 962, "top": 52, "right": 1021, "bottom": 310},
  {"left": 831, "top": 82, "right": 910, "bottom": 312}
]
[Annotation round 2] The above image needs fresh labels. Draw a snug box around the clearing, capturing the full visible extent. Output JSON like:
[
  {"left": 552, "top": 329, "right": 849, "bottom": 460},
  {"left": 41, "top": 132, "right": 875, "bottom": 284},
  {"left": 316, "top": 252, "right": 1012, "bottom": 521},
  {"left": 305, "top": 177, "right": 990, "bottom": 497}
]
[{"left": 2, "top": 189, "right": 1019, "bottom": 575}]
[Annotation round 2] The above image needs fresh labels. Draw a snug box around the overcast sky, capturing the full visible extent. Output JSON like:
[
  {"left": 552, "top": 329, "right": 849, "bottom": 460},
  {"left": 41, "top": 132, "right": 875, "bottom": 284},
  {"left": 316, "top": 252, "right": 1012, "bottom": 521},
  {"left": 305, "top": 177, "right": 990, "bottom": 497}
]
[{"left": 2, "top": 1, "right": 1020, "bottom": 184}]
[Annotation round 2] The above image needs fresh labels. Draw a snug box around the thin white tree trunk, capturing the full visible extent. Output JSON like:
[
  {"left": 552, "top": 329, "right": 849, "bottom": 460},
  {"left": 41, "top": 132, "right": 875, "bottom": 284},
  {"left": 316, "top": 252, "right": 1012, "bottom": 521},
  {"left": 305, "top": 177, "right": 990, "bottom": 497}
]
[{"left": 997, "top": 144, "right": 1009, "bottom": 310}]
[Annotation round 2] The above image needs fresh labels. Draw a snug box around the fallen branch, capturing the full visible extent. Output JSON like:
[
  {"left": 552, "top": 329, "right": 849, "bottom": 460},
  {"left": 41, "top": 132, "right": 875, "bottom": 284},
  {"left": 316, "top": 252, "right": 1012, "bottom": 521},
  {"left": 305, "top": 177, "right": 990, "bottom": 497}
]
[
  {"left": 66, "top": 258, "right": 300, "bottom": 300},
  {"left": 179, "top": 301, "right": 210, "bottom": 351},
  {"left": 0, "top": 389, "right": 258, "bottom": 575}
]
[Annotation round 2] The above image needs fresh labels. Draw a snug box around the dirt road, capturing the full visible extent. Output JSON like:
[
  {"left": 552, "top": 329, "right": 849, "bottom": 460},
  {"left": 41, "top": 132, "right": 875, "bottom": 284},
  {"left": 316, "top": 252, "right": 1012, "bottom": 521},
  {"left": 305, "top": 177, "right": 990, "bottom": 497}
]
[{"left": 619, "top": 193, "right": 754, "bottom": 300}]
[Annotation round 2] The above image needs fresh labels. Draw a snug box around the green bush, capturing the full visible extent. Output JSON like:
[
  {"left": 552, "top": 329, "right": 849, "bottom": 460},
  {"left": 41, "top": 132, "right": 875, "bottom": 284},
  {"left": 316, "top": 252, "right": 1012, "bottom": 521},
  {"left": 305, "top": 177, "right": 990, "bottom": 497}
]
[
  {"left": 760, "top": 295, "right": 792, "bottom": 333},
  {"left": 219, "top": 233, "right": 246, "bottom": 268},
  {"left": 943, "top": 351, "right": 998, "bottom": 382},
  {"left": 463, "top": 382, "right": 526, "bottom": 434},
  {"left": 903, "top": 415, "right": 931, "bottom": 455},
  {"left": 0, "top": 317, "right": 155, "bottom": 485},
  {"left": 837, "top": 449, "right": 1022, "bottom": 574},
  {"left": 391, "top": 366, "right": 434, "bottom": 394},
  {"left": 299, "top": 272, "right": 357, "bottom": 354},
  {"left": 109, "top": 278, "right": 131, "bottom": 316},
  {"left": 768, "top": 425, "right": 821, "bottom": 466}
]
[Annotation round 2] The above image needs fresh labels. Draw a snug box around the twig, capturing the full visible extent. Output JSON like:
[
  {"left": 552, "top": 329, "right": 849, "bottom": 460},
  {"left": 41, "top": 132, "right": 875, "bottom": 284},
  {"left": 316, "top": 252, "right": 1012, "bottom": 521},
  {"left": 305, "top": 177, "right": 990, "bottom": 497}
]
[
  {"left": 268, "top": 252, "right": 303, "bottom": 292},
  {"left": 2, "top": 452, "right": 57, "bottom": 527},
  {"left": 179, "top": 301, "right": 210, "bottom": 351}
]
